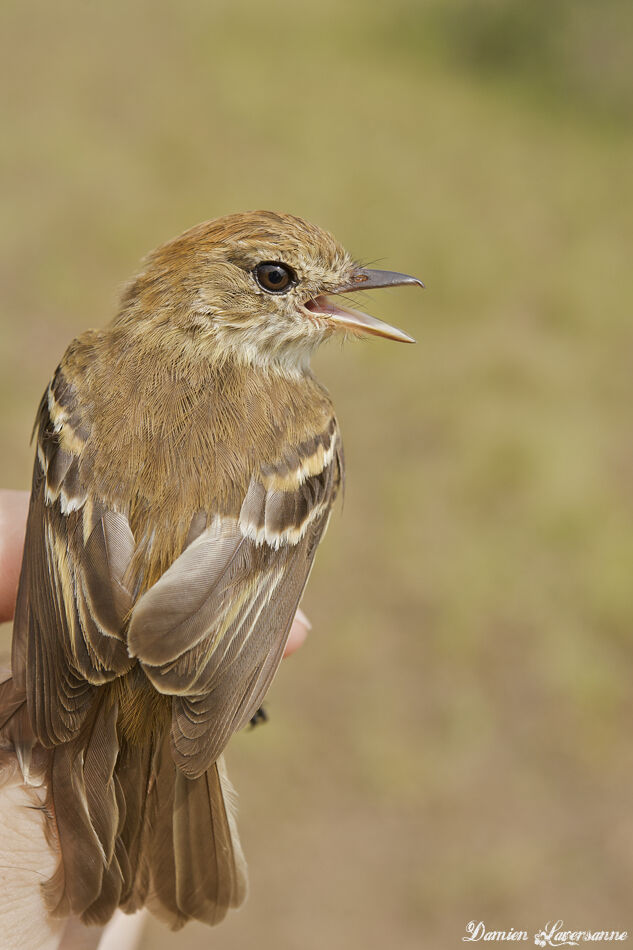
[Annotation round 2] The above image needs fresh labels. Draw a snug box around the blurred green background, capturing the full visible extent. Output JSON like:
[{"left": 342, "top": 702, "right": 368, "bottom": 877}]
[{"left": 2, "top": 1, "right": 633, "bottom": 946}]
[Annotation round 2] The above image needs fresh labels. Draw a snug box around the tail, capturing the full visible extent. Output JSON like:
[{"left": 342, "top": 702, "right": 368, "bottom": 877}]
[
  {"left": 0, "top": 680, "right": 247, "bottom": 928},
  {"left": 142, "top": 745, "right": 248, "bottom": 929}
]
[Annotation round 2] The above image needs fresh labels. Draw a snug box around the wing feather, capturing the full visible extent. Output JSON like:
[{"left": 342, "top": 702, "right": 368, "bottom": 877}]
[
  {"left": 13, "top": 369, "right": 136, "bottom": 747},
  {"left": 80, "top": 506, "right": 135, "bottom": 638},
  {"left": 127, "top": 517, "right": 246, "bottom": 666},
  {"left": 43, "top": 697, "right": 120, "bottom": 918},
  {"left": 128, "top": 420, "right": 343, "bottom": 777}
]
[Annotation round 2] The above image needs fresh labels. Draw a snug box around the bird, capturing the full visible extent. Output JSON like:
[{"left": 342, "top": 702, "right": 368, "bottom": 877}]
[{"left": 0, "top": 211, "right": 422, "bottom": 929}]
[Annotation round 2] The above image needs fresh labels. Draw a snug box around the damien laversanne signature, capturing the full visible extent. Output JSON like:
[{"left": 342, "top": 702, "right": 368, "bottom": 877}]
[{"left": 463, "top": 920, "right": 628, "bottom": 946}]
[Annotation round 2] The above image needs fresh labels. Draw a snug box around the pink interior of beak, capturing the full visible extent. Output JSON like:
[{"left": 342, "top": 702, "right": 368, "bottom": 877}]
[
  {"left": 304, "top": 295, "right": 416, "bottom": 344},
  {"left": 304, "top": 296, "right": 348, "bottom": 319}
]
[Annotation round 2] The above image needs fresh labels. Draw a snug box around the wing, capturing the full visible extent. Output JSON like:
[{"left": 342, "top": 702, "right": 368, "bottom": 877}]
[
  {"left": 128, "top": 419, "right": 343, "bottom": 778},
  {"left": 13, "top": 365, "right": 136, "bottom": 747}
]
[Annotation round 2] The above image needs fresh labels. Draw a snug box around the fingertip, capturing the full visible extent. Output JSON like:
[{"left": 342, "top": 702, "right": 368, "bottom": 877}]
[
  {"left": 283, "top": 608, "right": 312, "bottom": 657},
  {"left": 0, "top": 490, "right": 30, "bottom": 624}
]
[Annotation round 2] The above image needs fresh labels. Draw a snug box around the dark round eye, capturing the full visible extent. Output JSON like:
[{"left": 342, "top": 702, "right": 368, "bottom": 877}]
[{"left": 253, "top": 261, "right": 297, "bottom": 294}]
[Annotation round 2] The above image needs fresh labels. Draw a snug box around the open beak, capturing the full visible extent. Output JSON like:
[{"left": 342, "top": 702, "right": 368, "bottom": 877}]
[{"left": 304, "top": 268, "right": 424, "bottom": 343}]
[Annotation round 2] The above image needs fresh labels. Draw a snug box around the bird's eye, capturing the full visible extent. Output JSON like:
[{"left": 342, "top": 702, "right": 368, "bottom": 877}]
[{"left": 253, "top": 261, "right": 297, "bottom": 294}]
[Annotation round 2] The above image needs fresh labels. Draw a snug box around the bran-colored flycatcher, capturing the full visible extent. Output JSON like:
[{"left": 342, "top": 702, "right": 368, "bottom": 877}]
[{"left": 0, "top": 211, "right": 422, "bottom": 928}]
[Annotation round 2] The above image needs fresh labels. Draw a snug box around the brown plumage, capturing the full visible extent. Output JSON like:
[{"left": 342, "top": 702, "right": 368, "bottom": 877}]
[{"left": 0, "top": 211, "right": 421, "bottom": 928}]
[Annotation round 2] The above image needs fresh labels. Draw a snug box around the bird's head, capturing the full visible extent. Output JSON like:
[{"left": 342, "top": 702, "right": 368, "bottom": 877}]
[{"left": 119, "top": 211, "right": 423, "bottom": 373}]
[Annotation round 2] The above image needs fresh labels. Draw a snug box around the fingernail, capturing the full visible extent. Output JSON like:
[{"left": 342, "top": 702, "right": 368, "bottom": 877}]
[{"left": 295, "top": 606, "right": 312, "bottom": 630}]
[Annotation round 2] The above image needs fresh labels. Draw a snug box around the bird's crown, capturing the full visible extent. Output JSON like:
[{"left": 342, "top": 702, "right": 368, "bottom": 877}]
[{"left": 116, "top": 210, "right": 421, "bottom": 374}]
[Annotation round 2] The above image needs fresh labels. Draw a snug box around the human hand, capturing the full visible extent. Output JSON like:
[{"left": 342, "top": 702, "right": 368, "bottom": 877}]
[
  {"left": 0, "top": 489, "right": 312, "bottom": 949},
  {"left": 0, "top": 489, "right": 29, "bottom": 623}
]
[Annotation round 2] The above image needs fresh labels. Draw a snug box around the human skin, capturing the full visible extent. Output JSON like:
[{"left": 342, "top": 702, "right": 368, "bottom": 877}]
[
  {"left": 0, "top": 489, "right": 30, "bottom": 624},
  {"left": 0, "top": 489, "right": 311, "bottom": 949}
]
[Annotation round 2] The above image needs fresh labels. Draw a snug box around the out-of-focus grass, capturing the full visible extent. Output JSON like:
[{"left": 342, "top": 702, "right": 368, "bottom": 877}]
[{"left": 1, "top": 2, "right": 632, "bottom": 947}]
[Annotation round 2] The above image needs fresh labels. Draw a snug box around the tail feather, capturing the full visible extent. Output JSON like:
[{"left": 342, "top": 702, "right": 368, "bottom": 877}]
[
  {"left": 172, "top": 756, "right": 248, "bottom": 926},
  {"left": 117, "top": 736, "right": 162, "bottom": 913},
  {"left": 82, "top": 843, "right": 125, "bottom": 925},
  {"left": 145, "top": 737, "right": 247, "bottom": 929},
  {"left": 43, "top": 743, "right": 106, "bottom": 916},
  {"left": 0, "top": 675, "right": 248, "bottom": 928},
  {"left": 79, "top": 703, "right": 126, "bottom": 926},
  {"left": 43, "top": 697, "right": 121, "bottom": 918},
  {"left": 144, "top": 732, "right": 181, "bottom": 926},
  {"left": 82, "top": 700, "right": 120, "bottom": 866}
]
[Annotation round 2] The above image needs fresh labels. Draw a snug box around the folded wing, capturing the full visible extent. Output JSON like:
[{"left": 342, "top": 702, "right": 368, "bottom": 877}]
[
  {"left": 128, "top": 420, "right": 343, "bottom": 777},
  {"left": 13, "top": 368, "right": 136, "bottom": 748}
]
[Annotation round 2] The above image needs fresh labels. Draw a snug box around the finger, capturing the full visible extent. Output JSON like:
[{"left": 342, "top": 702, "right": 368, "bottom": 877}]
[
  {"left": 0, "top": 752, "right": 147, "bottom": 950},
  {"left": 0, "top": 490, "right": 30, "bottom": 623},
  {"left": 283, "top": 606, "right": 312, "bottom": 657},
  {"left": 59, "top": 917, "right": 105, "bottom": 949},
  {"left": 0, "top": 755, "right": 64, "bottom": 950},
  {"left": 96, "top": 911, "right": 147, "bottom": 950}
]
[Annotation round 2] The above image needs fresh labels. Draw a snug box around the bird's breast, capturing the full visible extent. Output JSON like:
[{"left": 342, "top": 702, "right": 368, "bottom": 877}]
[{"left": 75, "top": 338, "right": 336, "bottom": 594}]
